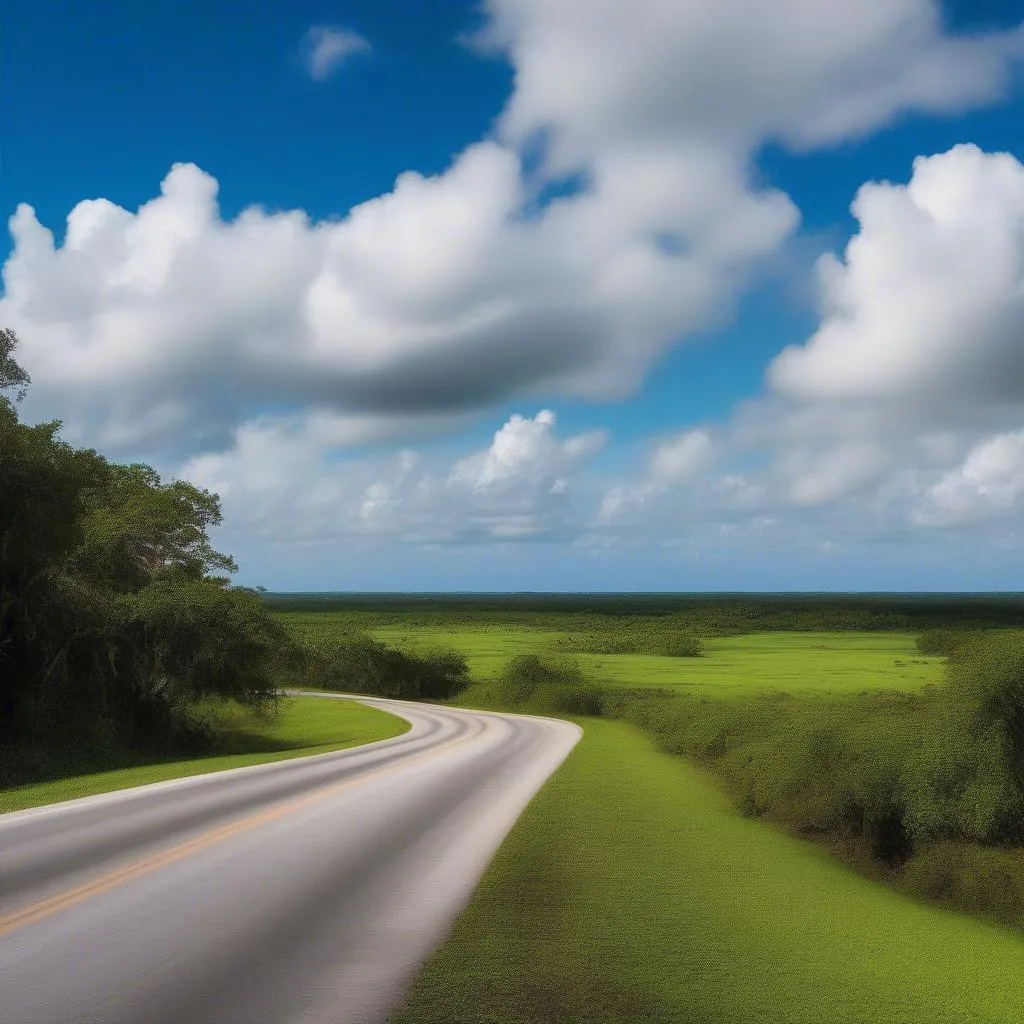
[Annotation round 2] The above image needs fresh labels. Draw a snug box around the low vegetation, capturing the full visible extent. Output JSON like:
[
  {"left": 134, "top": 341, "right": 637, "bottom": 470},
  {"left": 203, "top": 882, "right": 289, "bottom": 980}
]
[
  {"left": 494, "top": 655, "right": 604, "bottom": 716},
  {"left": 279, "top": 621, "right": 472, "bottom": 701},
  {"left": 551, "top": 623, "right": 703, "bottom": 657}
]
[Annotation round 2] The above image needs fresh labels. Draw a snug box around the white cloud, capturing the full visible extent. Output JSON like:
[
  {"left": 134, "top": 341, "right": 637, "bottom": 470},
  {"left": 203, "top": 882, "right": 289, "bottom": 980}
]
[
  {"left": 180, "top": 408, "right": 605, "bottom": 549},
  {"left": 919, "top": 431, "right": 1024, "bottom": 524},
  {"left": 483, "top": 0, "right": 1023, "bottom": 167},
  {"left": 650, "top": 429, "right": 715, "bottom": 482},
  {"left": 0, "top": 143, "right": 791, "bottom": 458},
  {"left": 302, "top": 26, "right": 371, "bottom": 81},
  {"left": 449, "top": 410, "right": 605, "bottom": 493},
  {"left": 769, "top": 144, "right": 1024, "bottom": 409}
]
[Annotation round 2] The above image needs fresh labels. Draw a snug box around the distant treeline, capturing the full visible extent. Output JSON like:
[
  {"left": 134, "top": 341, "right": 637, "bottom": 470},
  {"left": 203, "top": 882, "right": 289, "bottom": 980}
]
[{"left": 263, "top": 593, "right": 1024, "bottom": 634}]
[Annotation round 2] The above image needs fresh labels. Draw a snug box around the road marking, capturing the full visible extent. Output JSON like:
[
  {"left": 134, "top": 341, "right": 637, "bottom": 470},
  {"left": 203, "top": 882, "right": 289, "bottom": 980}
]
[{"left": 0, "top": 715, "right": 487, "bottom": 940}]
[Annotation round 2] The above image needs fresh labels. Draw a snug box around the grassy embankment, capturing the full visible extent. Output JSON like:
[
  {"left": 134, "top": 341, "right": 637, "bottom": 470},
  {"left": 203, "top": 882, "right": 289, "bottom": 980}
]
[
  {"left": 393, "top": 715, "right": 1024, "bottom": 1024},
  {"left": 0, "top": 696, "right": 410, "bottom": 814}
]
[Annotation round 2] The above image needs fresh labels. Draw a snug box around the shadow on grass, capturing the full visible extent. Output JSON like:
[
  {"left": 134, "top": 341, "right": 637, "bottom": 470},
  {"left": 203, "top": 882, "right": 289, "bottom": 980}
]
[{"left": 0, "top": 717, "right": 299, "bottom": 792}]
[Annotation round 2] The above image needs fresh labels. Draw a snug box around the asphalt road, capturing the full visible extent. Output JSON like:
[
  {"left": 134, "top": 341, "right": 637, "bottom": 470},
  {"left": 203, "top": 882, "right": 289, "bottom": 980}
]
[{"left": 0, "top": 692, "right": 582, "bottom": 1024}]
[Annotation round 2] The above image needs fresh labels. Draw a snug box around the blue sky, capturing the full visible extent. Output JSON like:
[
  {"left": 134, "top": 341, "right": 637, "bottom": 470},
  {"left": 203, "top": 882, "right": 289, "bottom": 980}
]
[{"left": 4, "top": 0, "right": 1024, "bottom": 590}]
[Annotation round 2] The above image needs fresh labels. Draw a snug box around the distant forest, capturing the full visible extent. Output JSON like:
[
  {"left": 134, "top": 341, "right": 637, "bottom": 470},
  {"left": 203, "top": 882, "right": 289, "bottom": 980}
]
[{"left": 262, "top": 592, "right": 1024, "bottom": 632}]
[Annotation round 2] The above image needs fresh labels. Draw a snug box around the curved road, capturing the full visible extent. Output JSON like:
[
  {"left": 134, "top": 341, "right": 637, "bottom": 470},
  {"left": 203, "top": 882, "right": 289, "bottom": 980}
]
[{"left": 0, "top": 692, "right": 581, "bottom": 1024}]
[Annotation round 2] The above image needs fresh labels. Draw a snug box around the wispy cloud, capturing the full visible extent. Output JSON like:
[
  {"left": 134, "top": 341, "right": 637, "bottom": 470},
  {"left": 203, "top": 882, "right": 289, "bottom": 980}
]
[{"left": 302, "top": 25, "right": 371, "bottom": 82}]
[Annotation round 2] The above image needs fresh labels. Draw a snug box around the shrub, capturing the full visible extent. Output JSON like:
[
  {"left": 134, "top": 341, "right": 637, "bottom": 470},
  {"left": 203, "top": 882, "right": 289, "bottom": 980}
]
[
  {"left": 554, "top": 629, "right": 703, "bottom": 658},
  {"left": 947, "top": 630, "right": 1024, "bottom": 789},
  {"left": 900, "top": 841, "right": 1024, "bottom": 926},
  {"left": 302, "top": 634, "right": 471, "bottom": 701},
  {"left": 915, "top": 628, "right": 981, "bottom": 659},
  {"left": 496, "top": 655, "right": 604, "bottom": 717}
]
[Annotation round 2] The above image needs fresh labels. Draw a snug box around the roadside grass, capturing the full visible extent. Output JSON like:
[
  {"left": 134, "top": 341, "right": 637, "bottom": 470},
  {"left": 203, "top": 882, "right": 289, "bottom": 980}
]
[
  {"left": 0, "top": 696, "right": 410, "bottom": 814},
  {"left": 393, "top": 716, "right": 1024, "bottom": 1024}
]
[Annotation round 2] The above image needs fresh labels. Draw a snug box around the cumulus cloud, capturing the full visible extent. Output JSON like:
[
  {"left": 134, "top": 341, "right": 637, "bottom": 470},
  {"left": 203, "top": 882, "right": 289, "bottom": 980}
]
[
  {"left": 918, "top": 432, "right": 1024, "bottom": 525},
  {"left": 181, "top": 408, "right": 605, "bottom": 548},
  {"left": 650, "top": 429, "right": 715, "bottom": 483},
  {"left": 597, "top": 428, "right": 717, "bottom": 527},
  {"left": 302, "top": 26, "right": 371, "bottom": 81},
  {"left": 481, "top": 0, "right": 1024, "bottom": 166},
  {"left": 449, "top": 409, "right": 605, "bottom": 493},
  {"left": 592, "top": 139, "right": 1024, "bottom": 546},
  {"left": 769, "top": 144, "right": 1024, "bottom": 410},
  {"left": 0, "top": 143, "right": 790, "bottom": 457}
]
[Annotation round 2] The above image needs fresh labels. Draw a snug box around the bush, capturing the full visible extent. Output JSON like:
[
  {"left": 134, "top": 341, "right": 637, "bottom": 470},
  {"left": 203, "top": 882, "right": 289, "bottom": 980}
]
[
  {"left": 554, "top": 629, "right": 703, "bottom": 658},
  {"left": 651, "top": 632, "right": 704, "bottom": 657},
  {"left": 496, "top": 655, "right": 604, "bottom": 717},
  {"left": 301, "top": 633, "right": 471, "bottom": 702},
  {"left": 900, "top": 841, "right": 1024, "bottom": 926},
  {"left": 947, "top": 630, "right": 1024, "bottom": 789},
  {"left": 915, "top": 628, "right": 980, "bottom": 658}
]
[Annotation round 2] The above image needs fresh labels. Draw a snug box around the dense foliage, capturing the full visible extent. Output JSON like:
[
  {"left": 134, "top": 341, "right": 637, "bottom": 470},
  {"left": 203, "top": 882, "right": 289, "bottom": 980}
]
[
  {"left": 915, "top": 628, "right": 980, "bottom": 658},
  {"left": 0, "top": 328, "right": 299, "bottom": 770},
  {"left": 552, "top": 624, "right": 703, "bottom": 657},
  {"left": 495, "top": 655, "right": 603, "bottom": 716},
  {"left": 290, "top": 629, "right": 472, "bottom": 701}
]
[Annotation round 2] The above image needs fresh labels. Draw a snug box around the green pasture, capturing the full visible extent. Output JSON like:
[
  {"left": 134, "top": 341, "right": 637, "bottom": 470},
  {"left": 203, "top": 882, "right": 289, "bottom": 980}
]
[
  {"left": 394, "top": 716, "right": 1024, "bottom": 1024},
  {"left": 367, "top": 624, "right": 944, "bottom": 695},
  {"left": 0, "top": 696, "right": 410, "bottom": 814}
]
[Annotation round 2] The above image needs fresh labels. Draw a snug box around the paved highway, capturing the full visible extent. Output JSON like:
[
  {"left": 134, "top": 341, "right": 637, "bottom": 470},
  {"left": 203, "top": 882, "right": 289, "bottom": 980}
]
[{"left": 0, "top": 692, "right": 581, "bottom": 1024}]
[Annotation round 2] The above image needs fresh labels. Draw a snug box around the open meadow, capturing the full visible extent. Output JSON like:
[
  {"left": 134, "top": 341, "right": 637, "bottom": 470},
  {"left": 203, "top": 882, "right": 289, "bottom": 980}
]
[{"left": 278, "top": 612, "right": 945, "bottom": 695}]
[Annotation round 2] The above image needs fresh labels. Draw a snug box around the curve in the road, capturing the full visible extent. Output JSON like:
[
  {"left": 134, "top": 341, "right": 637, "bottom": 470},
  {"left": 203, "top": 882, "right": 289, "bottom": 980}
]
[{"left": 0, "top": 692, "right": 581, "bottom": 1024}]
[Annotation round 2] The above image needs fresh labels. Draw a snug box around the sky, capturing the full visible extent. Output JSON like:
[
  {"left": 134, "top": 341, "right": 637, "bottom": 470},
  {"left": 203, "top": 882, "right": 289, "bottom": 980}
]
[{"left": 3, "top": 0, "right": 1024, "bottom": 592}]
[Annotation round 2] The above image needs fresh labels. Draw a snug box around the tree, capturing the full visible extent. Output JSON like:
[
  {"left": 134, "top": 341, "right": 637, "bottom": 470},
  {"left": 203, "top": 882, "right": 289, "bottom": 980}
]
[
  {"left": 0, "top": 327, "right": 30, "bottom": 405},
  {"left": 0, "top": 327, "right": 292, "bottom": 757}
]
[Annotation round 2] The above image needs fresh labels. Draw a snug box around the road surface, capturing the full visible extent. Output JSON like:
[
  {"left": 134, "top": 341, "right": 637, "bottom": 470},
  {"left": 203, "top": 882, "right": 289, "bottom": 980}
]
[{"left": 0, "top": 692, "right": 581, "bottom": 1024}]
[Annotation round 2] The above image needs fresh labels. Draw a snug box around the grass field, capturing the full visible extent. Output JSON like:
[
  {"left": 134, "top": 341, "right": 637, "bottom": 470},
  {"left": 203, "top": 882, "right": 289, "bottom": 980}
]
[
  {"left": 393, "top": 716, "right": 1024, "bottom": 1024},
  {"left": 0, "top": 696, "right": 410, "bottom": 814},
  {"left": 276, "top": 611, "right": 945, "bottom": 695},
  {"left": 357, "top": 623, "right": 944, "bottom": 695}
]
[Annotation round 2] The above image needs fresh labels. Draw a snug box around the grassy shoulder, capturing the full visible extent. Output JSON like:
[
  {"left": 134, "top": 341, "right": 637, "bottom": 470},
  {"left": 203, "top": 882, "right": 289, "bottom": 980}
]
[
  {"left": 0, "top": 696, "right": 410, "bottom": 814},
  {"left": 393, "top": 716, "right": 1024, "bottom": 1024}
]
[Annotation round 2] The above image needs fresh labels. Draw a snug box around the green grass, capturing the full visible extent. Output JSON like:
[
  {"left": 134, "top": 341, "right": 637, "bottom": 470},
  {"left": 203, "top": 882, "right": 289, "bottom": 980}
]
[
  {"left": 0, "top": 696, "right": 410, "bottom": 814},
  {"left": 361, "top": 625, "right": 943, "bottom": 695},
  {"left": 393, "top": 716, "right": 1024, "bottom": 1024}
]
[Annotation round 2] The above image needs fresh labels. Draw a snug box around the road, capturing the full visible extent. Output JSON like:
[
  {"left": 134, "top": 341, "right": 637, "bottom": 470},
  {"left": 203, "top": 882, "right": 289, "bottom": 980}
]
[{"left": 0, "top": 692, "right": 582, "bottom": 1024}]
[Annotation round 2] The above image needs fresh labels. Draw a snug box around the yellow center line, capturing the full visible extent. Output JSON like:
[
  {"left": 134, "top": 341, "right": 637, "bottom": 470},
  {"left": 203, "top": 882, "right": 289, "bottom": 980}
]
[{"left": 0, "top": 718, "right": 485, "bottom": 940}]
